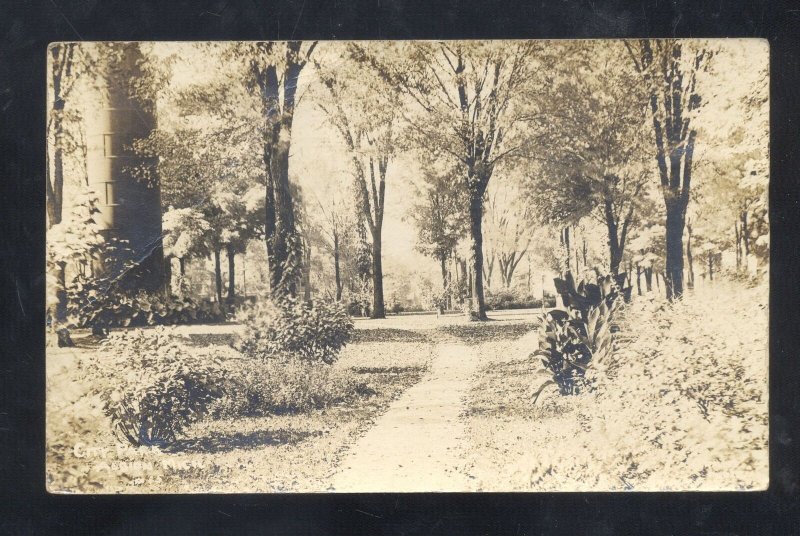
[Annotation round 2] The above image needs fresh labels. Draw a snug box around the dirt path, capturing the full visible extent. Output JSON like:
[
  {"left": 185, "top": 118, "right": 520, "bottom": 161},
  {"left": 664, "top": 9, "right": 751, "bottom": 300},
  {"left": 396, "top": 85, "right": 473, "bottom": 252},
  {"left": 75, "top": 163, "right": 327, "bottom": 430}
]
[{"left": 330, "top": 340, "right": 481, "bottom": 492}]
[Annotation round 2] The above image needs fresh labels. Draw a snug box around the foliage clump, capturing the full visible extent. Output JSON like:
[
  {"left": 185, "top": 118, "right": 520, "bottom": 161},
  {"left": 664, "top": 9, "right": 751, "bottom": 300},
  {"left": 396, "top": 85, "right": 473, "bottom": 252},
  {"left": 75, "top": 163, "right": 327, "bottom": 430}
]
[
  {"left": 92, "top": 328, "right": 228, "bottom": 447},
  {"left": 235, "top": 297, "right": 354, "bottom": 365},
  {"left": 533, "top": 271, "right": 629, "bottom": 399},
  {"left": 70, "top": 289, "right": 226, "bottom": 332},
  {"left": 484, "top": 288, "right": 556, "bottom": 311},
  {"left": 214, "top": 357, "right": 371, "bottom": 417},
  {"left": 222, "top": 296, "right": 364, "bottom": 416},
  {"left": 523, "top": 281, "right": 768, "bottom": 490}
]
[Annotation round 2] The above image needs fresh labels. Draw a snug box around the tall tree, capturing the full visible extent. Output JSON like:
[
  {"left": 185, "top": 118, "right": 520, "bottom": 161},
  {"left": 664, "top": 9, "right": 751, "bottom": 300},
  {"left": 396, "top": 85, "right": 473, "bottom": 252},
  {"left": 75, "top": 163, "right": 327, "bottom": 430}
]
[
  {"left": 46, "top": 44, "right": 97, "bottom": 339},
  {"left": 625, "top": 39, "right": 714, "bottom": 299},
  {"left": 312, "top": 196, "right": 348, "bottom": 301},
  {"left": 484, "top": 181, "right": 534, "bottom": 288},
  {"left": 248, "top": 41, "right": 317, "bottom": 298},
  {"left": 46, "top": 43, "right": 125, "bottom": 225},
  {"left": 354, "top": 41, "right": 542, "bottom": 319},
  {"left": 524, "top": 43, "right": 654, "bottom": 275},
  {"left": 176, "top": 42, "right": 317, "bottom": 298},
  {"left": 689, "top": 52, "right": 769, "bottom": 272},
  {"left": 314, "top": 47, "right": 400, "bottom": 318},
  {"left": 411, "top": 161, "right": 469, "bottom": 306},
  {"left": 136, "top": 117, "right": 265, "bottom": 300},
  {"left": 161, "top": 206, "right": 211, "bottom": 293}
]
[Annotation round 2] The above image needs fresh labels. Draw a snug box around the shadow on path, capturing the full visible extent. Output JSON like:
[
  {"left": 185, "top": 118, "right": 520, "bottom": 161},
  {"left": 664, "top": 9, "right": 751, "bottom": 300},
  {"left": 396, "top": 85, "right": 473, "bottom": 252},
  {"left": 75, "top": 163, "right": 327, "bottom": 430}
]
[
  {"left": 167, "top": 428, "right": 315, "bottom": 454},
  {"left": 435, "top": 322, "right": 538, "bottom": 344},
  {"left": 350, "top": 328, "right": 432, "bottom": 344}
]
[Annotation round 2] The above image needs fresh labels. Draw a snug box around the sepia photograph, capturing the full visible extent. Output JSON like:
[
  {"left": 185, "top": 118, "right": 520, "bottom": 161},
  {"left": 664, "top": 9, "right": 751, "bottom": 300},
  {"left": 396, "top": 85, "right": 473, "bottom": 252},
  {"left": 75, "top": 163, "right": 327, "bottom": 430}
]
[{"left": 45, "top": 39, "right": 768, "bottom": 493}]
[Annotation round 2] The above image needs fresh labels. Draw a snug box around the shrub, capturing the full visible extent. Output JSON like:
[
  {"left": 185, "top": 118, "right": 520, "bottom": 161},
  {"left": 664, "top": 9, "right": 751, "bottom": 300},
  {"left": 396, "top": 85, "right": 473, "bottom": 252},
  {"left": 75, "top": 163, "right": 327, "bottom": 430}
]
[
  {"left": 485, "top": 288, "right": 556, "bottom": 310},
  {"left": 68, "top": 285, "right": 226, "bottom": 331},
  {"left": 532, "top": 271, "right": 622, "bottom": 401},
  {"left": 91, "top": 328, "right": 228, "bottom": 447},
  {"left": 533, "top": 300, "right": 616, "bottom": 398},
  {"left": 213, "top": 356, "right": 372, "bottom": 416},
  {"left": 235, "top": 296, "right": 354, "bottom": 364}
]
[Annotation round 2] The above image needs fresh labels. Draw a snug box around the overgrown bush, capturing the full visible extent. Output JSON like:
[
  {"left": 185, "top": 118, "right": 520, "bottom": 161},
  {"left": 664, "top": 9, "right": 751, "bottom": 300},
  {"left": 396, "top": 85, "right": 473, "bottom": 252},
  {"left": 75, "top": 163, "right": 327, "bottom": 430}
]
[
  {"left": 235, "top": 297, "right": 354, "bottom": 364},
  {"left": 68, "top": 285, "right": 226, "bottom": 331},
  {"left": 213, "top": 356, "right": 372, "bottom": 416},
  {"left": 524, "top": 281, "right": 768, "bottom": 490},
  {"left": 532, "top": 270, "right": 624, "bottom": 400},
  {"left": 485, "top": 288, "right": 557, "bottom": 310},
  {"left": 533, "top": 301, "right": 616, "bottom": 398},
  {"left": 90, "top": 328, "right": 228, "bottom": 447}
]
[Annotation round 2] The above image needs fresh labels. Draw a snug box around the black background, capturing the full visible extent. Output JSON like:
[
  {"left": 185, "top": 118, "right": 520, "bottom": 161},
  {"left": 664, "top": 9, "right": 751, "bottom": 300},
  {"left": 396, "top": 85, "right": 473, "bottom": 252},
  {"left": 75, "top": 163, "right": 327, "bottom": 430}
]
[{"left": 1, "top": 1, "right": 798, "bottom": 534}]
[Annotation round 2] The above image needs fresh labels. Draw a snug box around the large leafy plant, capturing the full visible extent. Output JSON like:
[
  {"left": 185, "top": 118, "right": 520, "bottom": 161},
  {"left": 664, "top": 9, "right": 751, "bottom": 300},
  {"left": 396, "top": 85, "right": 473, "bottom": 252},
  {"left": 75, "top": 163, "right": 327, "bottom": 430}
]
[
  {"left": 532, "top": 270, "right": 624, "bottom": 402},
  {"left": 68, "top": 288, "right": 226, "bottom": 332},
  {"left": 553, "top": 270, "right": 631, "bottom": 320},
  {"left": 92, "top": 328, "right": 227, "bottom": 447},
  {"left": 235, "top": 296, "right": 354, "bottom": 364}
]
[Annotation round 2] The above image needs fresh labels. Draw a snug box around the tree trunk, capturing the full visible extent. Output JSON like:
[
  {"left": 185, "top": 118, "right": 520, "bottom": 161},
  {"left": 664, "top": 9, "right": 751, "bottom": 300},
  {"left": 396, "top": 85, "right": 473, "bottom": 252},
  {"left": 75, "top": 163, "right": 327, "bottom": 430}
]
[
  {"left": 708, "top": 254, "right": 714, "bottom": 281},
  {"left": 226, "top": 245, "right": 236, "bottom": 302},
  {"left": 636, "top": 263, "right": 642, "bottom": 296},
  {"left": 164, "top": 256, "right": 173, "bottom": 295},
  {"left": 582, "top": 238, "right": 588, "bottom": 270},
  {"left": 176, "top": 257, "right": 186, "bottom": 295},
  {"left": 371, "top": 238, "right": 385, "bottom": 318},
  {"left": 214, "top": 249, "right": 223, "bottom": 303},
  {"left": 605, "top": 196, "right": 623, "bottom": 275},
  {"left": 49, "top": 146, "right": 65, "bottom": 228},
  {"left": 527, "top": 257, "right": 532, "bottom": 293},
  {"left": 303, "top": 240, "right": 312, "bottom": 303},
  {"left": 462, "top": 259, "right": 471, "bottom": 300},
  {"left": 333, "top": 232, "right": 342, "bottom": 301},
  {"left": 484, "top": 252, "right": 494, "bottom": 290},
  {"left": 741, "top": 211, "right": 750, "bottom": 257},
  {"left": 735, "top": 222, "right": 742, "bottom": 270},
  {"left": 52, "top": 261, "right": 70, "bottom": 344},
  {"left": 450, "top": 255, "right": 461, "bottom": 307},
  {"left": 686, "top": 226, "right": 694, "bottom": 290},
  {"left": 645, "top": 267, "right": 653, "bottom": 292},
  {"left": 497, "top": 257, "right": 508, "bottom": 288},
  {"left": 468, "top": 195, "right": 488, "bottom": 320},
  {"left": 440, "top": 255, "right": 449, "bottom": 310},
  {"left": 47, "top": 107, "right": 68, "bottom": 341},
  {"left": 664, "top": 200, "right": 686, "bottom": 300},
  {"left": 260, "top": 45, "right": 308, "bottom": 299},
  {"left": 504, "top": 252, "right": 526, "bottom": 289},
  {"left": 562, "top": 226, "right": 572, "bottom": 275},
  {"left": 455, "top": 256, "right": 465, "bottom": 304},
  {"left": 268, "top": 133, "right": 301, "bottom": 297}
]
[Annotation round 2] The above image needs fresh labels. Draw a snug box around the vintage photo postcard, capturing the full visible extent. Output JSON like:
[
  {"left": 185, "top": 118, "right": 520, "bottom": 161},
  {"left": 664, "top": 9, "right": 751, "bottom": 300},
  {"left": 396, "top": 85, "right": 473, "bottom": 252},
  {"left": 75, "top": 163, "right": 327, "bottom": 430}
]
[{"left": 46, "top": 39, "right": 768, "bottom": 493}]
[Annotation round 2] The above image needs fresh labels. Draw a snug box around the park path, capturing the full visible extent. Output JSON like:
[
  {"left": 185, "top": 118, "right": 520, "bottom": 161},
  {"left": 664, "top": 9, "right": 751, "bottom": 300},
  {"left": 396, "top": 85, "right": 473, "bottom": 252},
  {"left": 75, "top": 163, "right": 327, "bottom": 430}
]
[{"left": 330, "top": 340, "right": 481, "bottom": 492}]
